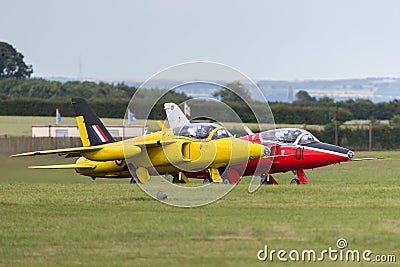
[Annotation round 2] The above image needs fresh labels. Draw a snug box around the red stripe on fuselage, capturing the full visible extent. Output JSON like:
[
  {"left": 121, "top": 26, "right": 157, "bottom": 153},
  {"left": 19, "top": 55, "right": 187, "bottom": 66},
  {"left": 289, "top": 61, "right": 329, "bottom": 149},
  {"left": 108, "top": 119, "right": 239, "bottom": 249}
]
[{"left": 93, "top": 125, "right": 109, "bottom": 142}]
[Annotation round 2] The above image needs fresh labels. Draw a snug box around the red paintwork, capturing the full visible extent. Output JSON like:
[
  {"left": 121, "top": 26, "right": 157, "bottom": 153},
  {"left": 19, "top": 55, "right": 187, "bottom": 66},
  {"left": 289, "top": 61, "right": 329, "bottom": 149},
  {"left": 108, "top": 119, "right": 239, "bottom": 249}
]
[
  {"left": 184, "top": 131, "right": 352, "bottom": 184},
  {"left": 296, "top": 170, "right": 308, "bottom": 184},
  {"left": 240, "top": 144, "right": 350, "bottom": 175},
  {"left": 268, "top": 175, "right": 279, "bottom": 184}
]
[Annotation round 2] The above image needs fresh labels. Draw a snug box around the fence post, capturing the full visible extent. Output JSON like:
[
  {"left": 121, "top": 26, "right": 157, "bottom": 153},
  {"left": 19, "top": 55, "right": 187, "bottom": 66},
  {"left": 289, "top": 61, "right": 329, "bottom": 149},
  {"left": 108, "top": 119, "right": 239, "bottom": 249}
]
[
  {"left": 335, "top": 105, "right": 339, "bottom": 146},
  {"left": 369, "top": 122, "right": 372, "bottom": 151}
]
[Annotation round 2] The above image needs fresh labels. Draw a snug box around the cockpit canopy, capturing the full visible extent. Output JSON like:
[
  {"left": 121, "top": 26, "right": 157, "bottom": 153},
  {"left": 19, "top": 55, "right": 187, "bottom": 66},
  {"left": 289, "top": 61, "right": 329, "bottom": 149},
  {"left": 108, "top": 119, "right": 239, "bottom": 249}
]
[
  {"left": 173, "top": 123, "right": 232, "bottom": 140},
  {"left": 259, "top": 128, "right": 319, "bottom": 145}
]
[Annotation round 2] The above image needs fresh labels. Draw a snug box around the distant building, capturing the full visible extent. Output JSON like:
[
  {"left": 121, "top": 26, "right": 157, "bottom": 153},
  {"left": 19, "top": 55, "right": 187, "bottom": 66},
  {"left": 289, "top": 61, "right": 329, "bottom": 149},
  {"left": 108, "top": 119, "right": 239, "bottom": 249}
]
[
  {"left": 288, "top": 87, "right": 294, "bottom": 103},
  {"left": 32, "top": 125, "right": 147, "bottom": 138}
]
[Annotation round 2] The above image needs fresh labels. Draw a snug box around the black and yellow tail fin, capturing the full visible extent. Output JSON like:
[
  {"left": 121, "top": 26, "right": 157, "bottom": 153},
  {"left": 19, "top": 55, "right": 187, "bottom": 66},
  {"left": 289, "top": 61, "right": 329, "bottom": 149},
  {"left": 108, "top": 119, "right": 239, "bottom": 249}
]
[{"left": 72, "top": 98, "right": 115, "bottom": 147}]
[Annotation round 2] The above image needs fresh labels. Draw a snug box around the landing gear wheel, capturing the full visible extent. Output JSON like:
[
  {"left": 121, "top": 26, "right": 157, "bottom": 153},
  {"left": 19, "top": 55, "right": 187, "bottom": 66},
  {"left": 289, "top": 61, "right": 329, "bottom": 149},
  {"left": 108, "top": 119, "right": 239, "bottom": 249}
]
[
  {"left": 127, "top": 164, "right": 139, "bottom": 184},
  {"left": 203, "top": 177, "right": 213, "bottom": 184},
  {"left": 222, "top": 179, "right": 231, "bottom": 184},
  {"left": 290, "top": 178, "right": 300, "bottom": 185}
]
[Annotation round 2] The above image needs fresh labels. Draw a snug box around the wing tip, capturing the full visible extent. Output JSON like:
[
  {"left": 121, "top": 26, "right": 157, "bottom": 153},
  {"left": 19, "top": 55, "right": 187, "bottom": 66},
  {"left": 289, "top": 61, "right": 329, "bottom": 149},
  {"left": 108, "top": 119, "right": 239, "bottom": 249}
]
[{"left": 10, "top": 153, "right": 33, "bottom": 157}]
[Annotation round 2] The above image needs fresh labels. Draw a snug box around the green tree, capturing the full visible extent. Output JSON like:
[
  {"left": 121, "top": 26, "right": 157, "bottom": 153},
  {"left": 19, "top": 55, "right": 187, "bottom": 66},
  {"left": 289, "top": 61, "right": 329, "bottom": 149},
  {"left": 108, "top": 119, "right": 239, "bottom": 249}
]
[
  {"left": 0, "top": 41, "right": 33, "bottom": 78},
  {"left": 318, "top": 96, "right": 334, "bottom": 103},
  {"left": 295, "top": 90, "right": 316, "bottom": 102},
  {"left": 339, "top": 98, "right": 374, "bottom": 120},
  {"left": 391, "top": 114, "right": 400, "bottom": 124},
  {"left": 213, "top": 81, "right": 252, "bottom": 103}
]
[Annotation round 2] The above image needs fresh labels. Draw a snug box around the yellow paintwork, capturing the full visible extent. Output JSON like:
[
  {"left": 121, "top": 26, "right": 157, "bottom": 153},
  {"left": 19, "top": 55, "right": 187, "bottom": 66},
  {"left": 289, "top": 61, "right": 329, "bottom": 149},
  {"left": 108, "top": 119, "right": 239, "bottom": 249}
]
[
  {"left": 136, "top": 167, "right": 151, "bottom": 183},
  {"left": 81, "top": 142, "right": 142, "bottom": 161},
  {"left": 74, "top": 157, "right": 131, "bottom": 178},
  {"left": 14, "top": 116, "right": 268, "bottom": 183},
  {"left": 29, "top": 163, "right": 94, "bottom": 169},
  {"left": 76, "top": 116, "right": 90, "bottom": 147},
  {"left": 74, "top": 132, "right": 266, "bottom": 182},
  {"left": 209, "top": 167, "right": 222, "bottom": 183},
  {"left": 180, "top": 172, "right": 190, "bottom": 184}
]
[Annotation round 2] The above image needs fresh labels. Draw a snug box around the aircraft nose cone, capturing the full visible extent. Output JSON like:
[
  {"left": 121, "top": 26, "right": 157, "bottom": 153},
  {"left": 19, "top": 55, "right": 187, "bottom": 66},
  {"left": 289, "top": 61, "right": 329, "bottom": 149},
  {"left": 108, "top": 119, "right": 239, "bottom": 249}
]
[
  {"left": 248, "top": 142, "right": 269, "bottom": 160},
  {"left": 305, "top": 142, "right": 353, "bottom": 160}
]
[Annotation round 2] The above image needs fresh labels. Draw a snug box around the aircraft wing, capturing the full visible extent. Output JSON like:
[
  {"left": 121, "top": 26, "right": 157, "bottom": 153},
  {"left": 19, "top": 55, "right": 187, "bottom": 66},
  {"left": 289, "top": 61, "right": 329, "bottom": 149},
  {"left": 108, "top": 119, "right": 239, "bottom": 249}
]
[
  {"left": 29, "top": 164, "right": 95, "bottom": 169},
  {"left": 127, "top": 139, "right": 177, "bottom": 148},
  {"left": 10, "top": 146, "right": 102, "bottom": 158},
  {"left": 11, "top": 138, "right": 178, "bottom": 160}
]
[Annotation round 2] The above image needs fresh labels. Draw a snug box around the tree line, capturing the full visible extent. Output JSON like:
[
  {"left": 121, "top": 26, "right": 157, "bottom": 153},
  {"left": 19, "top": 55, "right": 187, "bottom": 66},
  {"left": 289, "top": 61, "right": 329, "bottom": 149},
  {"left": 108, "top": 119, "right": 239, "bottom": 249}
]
[
  {"left": 0, "top": 78, "right": 136, "bottom": 100},
  {"left": 2, "top": 41, "right": 400, "bottom": 125},
  {"left": 2, "top": 78, "right": 400, "bottom": 125},
  {"left": 3, "top": 41, "right": 400, "bottom": 149},
  {"left": 290, "top": 91, "right": 400, "bottom": 121}
]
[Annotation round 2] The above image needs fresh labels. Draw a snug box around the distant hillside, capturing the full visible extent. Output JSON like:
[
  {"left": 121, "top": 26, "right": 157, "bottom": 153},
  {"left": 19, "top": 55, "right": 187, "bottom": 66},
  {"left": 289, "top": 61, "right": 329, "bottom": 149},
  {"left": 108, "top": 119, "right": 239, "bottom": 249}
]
[
  {"left": 45, "top": 76, "right": 400, "bottom": 103},
  {"left": 257, "top": 78, "right": 400, "bottom": 102},
  {"left": 128, "top": 77, "right": 400, "bottom": 102}
]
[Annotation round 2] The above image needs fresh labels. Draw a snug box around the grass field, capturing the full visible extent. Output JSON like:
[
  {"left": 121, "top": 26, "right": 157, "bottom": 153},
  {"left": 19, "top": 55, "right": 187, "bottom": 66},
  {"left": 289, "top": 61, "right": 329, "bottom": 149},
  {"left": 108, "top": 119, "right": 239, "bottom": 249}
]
[
  {"left": 0, "top": 116, "right": 125, "bottom": 136},
  {"left": 0, "top": 151, "right": 399, "bottom": 266}
]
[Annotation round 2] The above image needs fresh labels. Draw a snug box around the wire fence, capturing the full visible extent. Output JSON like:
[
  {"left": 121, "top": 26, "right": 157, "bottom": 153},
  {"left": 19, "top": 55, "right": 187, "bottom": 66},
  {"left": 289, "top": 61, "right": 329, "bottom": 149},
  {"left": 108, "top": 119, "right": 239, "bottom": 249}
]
[
  {"left": 0, "top": 136, "right": 83, "bottom": 155},
  {"left": 312, "top": 124, "right": 400, "bottom": 151},
  {"left": 1, "top": 124, "right": 400, "bottom": 156}
]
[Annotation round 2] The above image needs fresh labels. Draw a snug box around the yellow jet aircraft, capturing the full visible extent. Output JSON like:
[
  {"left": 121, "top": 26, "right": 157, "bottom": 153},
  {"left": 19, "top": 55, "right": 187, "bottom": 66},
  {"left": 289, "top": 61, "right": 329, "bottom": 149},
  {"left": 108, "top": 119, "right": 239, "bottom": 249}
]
[{"left": 12, "top": 98, "right": 269, "bottom": 183}]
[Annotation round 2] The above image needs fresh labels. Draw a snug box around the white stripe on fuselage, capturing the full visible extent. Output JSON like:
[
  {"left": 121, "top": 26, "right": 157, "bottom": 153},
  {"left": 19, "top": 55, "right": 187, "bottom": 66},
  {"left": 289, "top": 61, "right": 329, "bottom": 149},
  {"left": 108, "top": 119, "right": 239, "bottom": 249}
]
[{"left": 91, "top": 125, "right": 107, "bottom": 143}]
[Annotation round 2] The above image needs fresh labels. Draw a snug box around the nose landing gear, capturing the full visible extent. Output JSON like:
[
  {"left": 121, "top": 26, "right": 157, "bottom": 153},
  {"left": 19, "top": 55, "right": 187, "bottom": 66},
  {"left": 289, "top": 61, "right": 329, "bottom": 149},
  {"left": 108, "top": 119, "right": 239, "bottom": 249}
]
[{"left": 294, "top": 169, "right": 308, "bottom": 184}]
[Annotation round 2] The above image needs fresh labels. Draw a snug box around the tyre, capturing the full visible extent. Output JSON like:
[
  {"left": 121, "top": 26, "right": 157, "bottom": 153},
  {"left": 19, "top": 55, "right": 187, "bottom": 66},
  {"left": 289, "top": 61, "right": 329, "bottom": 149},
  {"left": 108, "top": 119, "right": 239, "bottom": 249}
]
[
  {"left": 203, "top": 177, "right": 213, "bottom": 184},
  {"left": 290, "top": 178, "right": 300, "bottom": 185}
]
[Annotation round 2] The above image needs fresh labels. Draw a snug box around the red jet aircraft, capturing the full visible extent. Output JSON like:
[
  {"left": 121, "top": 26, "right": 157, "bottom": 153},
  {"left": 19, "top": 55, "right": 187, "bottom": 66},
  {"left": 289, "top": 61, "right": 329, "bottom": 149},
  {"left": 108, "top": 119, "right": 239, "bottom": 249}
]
[
  {"left": 238, "top": 127, "right": 354, "bottom": 184},
  {"left": 165, "top": 103, "right": 354, "bottom": 185}
]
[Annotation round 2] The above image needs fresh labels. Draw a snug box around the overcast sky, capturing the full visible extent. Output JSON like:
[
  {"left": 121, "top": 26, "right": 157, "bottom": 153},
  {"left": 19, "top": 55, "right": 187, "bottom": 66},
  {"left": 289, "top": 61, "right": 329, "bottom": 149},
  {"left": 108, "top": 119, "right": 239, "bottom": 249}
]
[{"left": 1, "top": 0, "right": 400, "bottom": 81}]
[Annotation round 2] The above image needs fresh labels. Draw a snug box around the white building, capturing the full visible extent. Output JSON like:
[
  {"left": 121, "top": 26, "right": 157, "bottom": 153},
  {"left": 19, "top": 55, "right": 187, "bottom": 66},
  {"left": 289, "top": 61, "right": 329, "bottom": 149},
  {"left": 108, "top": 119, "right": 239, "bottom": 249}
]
[{"left": 32, "top": 125, "right": 147, "bottom": 138}]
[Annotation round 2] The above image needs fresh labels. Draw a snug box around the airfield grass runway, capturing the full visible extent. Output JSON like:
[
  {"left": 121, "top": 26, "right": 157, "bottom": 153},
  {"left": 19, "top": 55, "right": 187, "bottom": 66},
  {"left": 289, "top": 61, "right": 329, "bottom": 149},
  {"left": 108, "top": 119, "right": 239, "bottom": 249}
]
[{"left": 0, "top": 151, "right": 399, "bottom": 266}]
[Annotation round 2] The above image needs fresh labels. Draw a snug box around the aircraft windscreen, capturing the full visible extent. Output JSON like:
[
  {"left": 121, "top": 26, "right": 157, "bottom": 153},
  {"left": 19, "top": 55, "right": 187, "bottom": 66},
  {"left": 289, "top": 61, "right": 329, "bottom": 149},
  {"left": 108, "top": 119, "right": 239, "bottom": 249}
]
[
  {"left": 173, "top": 123, "right": 231, "bottom": 140},
  {"left": 298, "top": 133, "right": 319, "bottom": 145},
  {"left": 210, "top": 128, "right": 232, "bottom": 140},
  {"left": 260, "top": 128, "right": 317, "bottom": 144}
]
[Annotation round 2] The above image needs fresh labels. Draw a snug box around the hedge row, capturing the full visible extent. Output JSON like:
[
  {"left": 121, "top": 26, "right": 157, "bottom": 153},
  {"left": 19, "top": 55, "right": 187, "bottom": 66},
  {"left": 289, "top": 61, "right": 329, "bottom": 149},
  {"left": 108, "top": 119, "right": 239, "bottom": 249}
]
[
  {"left": 312, "top": 124, "right": 400, "bottom": 150},
  {"left": 0, "top": 98, "right": 129, "bottom": 118}
]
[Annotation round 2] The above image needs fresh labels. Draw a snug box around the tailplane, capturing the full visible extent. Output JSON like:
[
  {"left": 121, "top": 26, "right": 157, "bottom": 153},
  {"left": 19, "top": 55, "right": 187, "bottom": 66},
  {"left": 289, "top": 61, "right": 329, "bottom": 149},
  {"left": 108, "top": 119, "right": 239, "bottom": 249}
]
[{"left": 72, "top": 98, "right": 115, "bottom": 147}]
